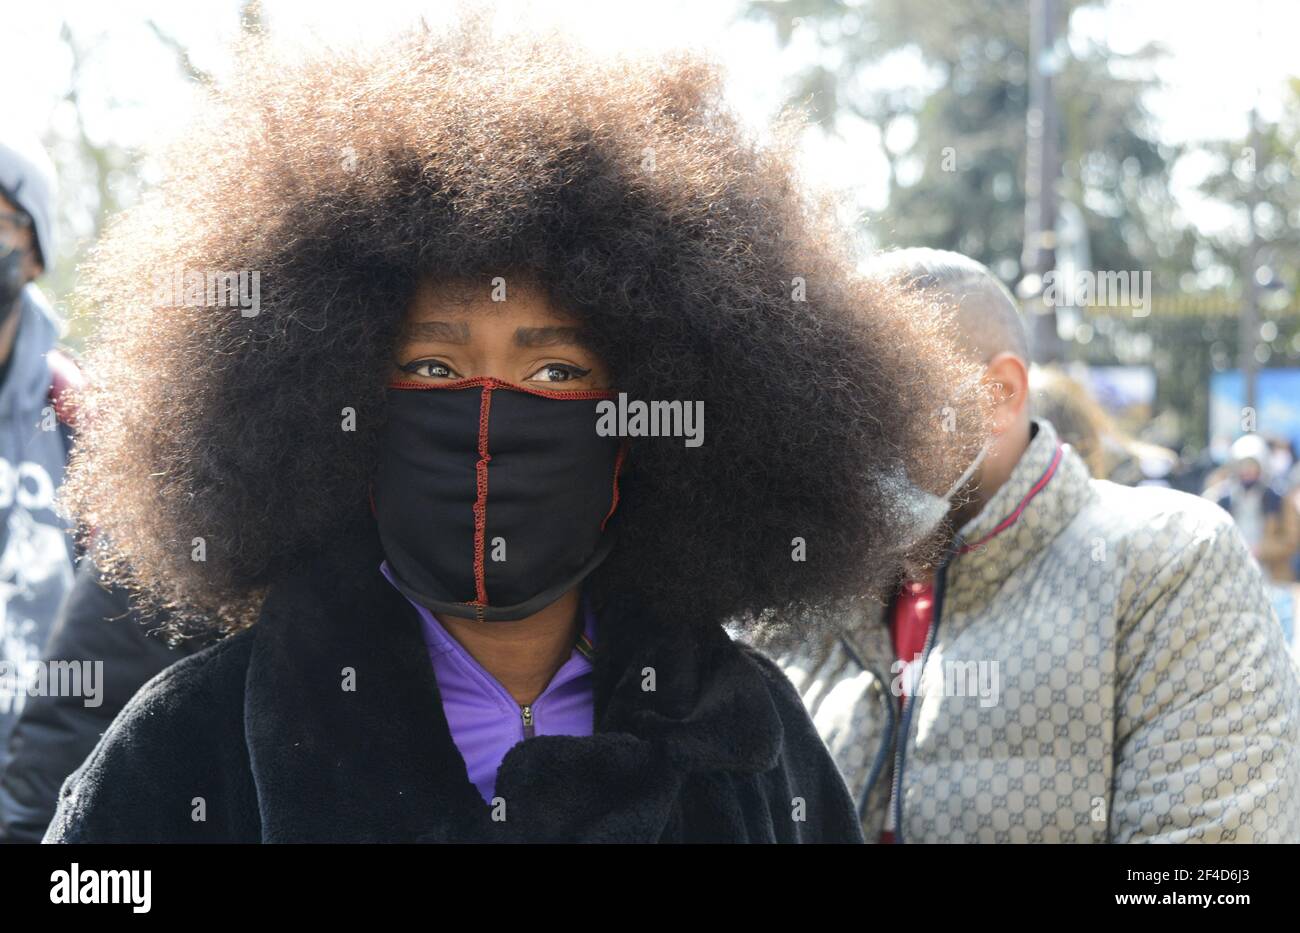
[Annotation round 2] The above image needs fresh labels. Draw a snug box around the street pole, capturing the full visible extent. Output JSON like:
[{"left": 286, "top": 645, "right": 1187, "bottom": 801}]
[
  {"left": 1022, "top": 0, "right": 1062, "bottom": 363},
  {"left": 1239, "top": 107, "right": 1261, "bottom": 417}
]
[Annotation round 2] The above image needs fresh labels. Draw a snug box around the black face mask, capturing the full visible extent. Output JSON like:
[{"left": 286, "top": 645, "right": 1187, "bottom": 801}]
[
  {"left": 373, "top": 377, "right": 624, "bottom": 622},
  {"left": 0, "top": 248, "right": 26, "bottom": 323}
]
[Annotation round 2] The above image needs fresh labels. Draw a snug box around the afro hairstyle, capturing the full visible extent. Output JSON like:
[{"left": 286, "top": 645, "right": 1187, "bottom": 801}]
[{"left": 63, "top": 22, "right": 986, "bottom": 636}]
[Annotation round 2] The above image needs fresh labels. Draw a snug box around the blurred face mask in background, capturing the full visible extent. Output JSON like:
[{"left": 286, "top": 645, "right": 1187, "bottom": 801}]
[{"left": 0, "top": 245, "right": 27, "bottom": 319}]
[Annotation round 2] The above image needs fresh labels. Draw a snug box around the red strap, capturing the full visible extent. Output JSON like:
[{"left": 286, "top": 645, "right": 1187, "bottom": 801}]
[
  {"left": 891, "top": 581, "right": 934, "bottom": 699},
  {"left": 47, "top": 347, "right": 85, "bottom": 431}
]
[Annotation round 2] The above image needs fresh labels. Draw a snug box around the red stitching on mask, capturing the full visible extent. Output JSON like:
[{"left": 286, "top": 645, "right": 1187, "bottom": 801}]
[
  {"left": 472, "top": 384, "right": 493, "bottom": 605},
  {"left": 601, "top": 440, "right": 629, "bottom": 531},
  {"left": 388, "top": 376, "right": 614, "bottom": 401},
  {"left": 387, "top": 376, "right": 621, "bottom": 606}
]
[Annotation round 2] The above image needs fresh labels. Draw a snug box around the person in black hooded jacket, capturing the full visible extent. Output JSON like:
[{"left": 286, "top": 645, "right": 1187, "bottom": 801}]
[
  {"left": 0, "top": 558, "right": 208, "bottom": 842},
  {"left": 41, "top": 23, "right": 986, "bottom": 844}
]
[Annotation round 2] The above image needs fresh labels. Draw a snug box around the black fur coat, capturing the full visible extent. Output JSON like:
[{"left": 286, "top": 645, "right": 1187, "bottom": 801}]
[{"left": 43, "top": 526, "right": 863, "bottom": 844}]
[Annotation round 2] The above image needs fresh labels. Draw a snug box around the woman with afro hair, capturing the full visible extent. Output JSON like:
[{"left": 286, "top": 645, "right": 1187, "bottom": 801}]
[{"left": 43, "top": 24, "right": 984, "bottom": 844}]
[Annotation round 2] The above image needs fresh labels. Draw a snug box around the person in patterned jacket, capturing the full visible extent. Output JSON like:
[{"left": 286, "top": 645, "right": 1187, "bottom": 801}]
[{"left": 769, "top": 248, "right": 1300, "bottom": 843}]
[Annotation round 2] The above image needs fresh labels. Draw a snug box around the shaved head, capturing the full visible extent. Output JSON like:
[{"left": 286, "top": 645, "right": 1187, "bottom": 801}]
[{"left": 866, "top": 248, "right": 1030, "bottom": 364}]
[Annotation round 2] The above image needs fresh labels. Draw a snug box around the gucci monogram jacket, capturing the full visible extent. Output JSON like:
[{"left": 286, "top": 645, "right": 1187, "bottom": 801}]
[{"left": 772, "top": 419, "right": 1300, "bottom": 843}]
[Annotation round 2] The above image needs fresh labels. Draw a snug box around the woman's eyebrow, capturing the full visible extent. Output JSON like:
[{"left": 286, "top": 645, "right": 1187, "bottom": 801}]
[
  {"left": 403, "top": 320, "right": 472, "bottom": 343},
  {"left": 514, "top": 326, "right": 586, "bottom": 348}
]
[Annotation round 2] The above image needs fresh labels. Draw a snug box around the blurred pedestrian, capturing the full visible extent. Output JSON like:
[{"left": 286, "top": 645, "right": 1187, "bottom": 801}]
[
  {"left": 1204, "top": 434, "right": 1296, "bottom": 583},
  {"left": 0, "top": 133, "right": 80, "bottom": 799},
  {"left": 0, "top": 558, "right": 210, "bottom": 841}
]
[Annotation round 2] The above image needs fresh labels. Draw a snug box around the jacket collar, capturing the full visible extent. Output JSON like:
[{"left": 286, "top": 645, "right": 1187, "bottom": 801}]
[
  {"left": 243, "top": 522, "right": 784, "bottom": 842},
  {"left": 838, "top": 419, "right": 1092, "bottom": 674},
  {"left": 943, "top": 418, "right": 1093, "bottom": 613}
]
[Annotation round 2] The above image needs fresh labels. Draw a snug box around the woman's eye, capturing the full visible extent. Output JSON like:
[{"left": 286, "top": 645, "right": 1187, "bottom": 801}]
[
  {"left": 400, "top": 359, "right": 458, "bottom": 380},
  {"left": 529, "top": 363, "right": 592, "bottom": 383}
]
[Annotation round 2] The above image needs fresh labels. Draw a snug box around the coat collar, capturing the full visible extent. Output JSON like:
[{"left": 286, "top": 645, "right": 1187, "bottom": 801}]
[
  {"left": 944, "top": 419, "right": 1092, "bottom": 612},
  {"left": 243, "top": 522, "right": 784, "bottom": 842},
  {"left": 837, "top": 419, "right": 1093, "bottom": 673}
]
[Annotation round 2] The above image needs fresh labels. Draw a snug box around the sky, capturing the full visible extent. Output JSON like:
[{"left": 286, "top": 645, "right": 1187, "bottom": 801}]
[{"left": 4, "top": 0, "right": 1298, "bottom": 257}]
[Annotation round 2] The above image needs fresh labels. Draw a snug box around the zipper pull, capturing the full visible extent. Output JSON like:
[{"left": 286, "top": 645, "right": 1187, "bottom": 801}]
[{"left": 520, "top": 704, "right": 535, "bottom": 739}]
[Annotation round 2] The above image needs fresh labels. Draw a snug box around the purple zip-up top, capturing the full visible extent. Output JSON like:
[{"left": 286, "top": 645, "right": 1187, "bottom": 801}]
[{"left": 379, "top": 561, "right": 596, "bottom": 803}]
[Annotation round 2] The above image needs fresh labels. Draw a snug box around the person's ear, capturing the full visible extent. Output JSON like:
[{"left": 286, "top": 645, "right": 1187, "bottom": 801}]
[{"left": 981, "top": 352, "right": 1030, "bottom": 436}]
